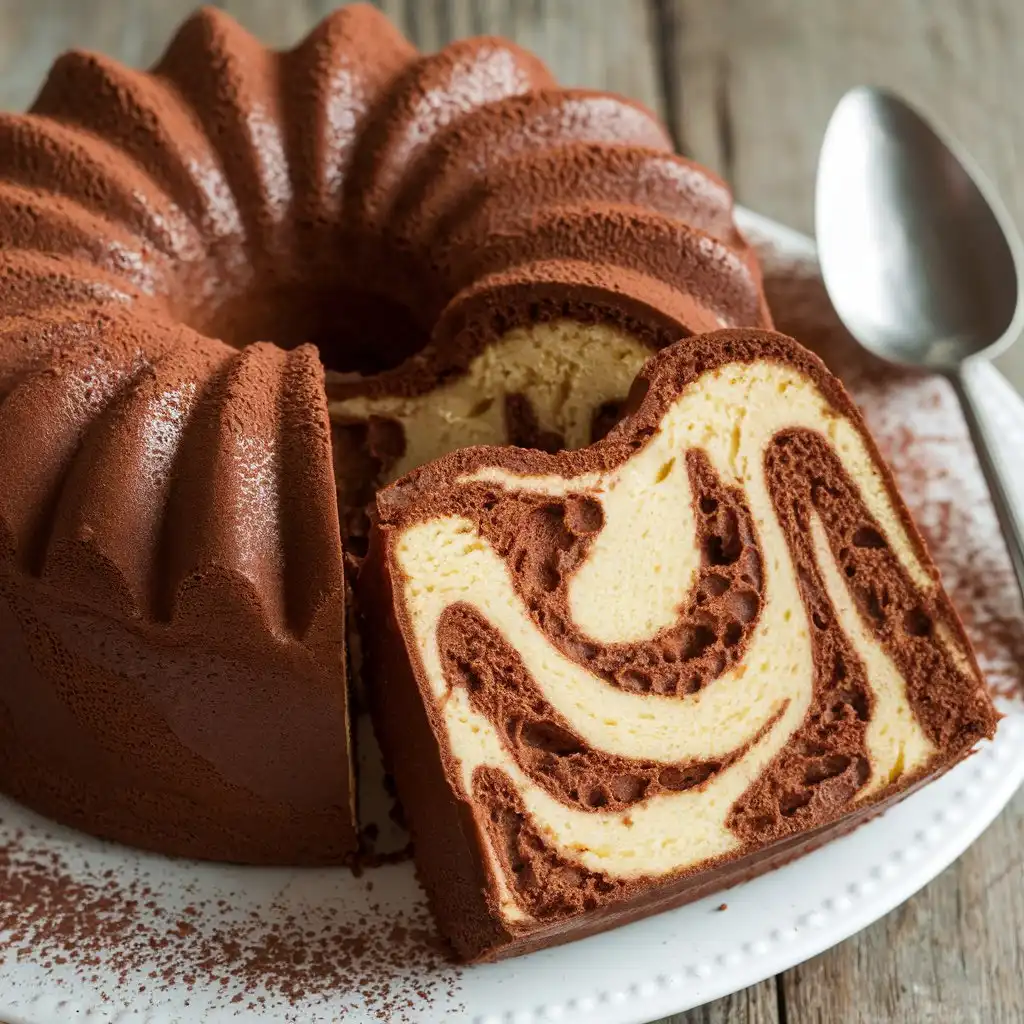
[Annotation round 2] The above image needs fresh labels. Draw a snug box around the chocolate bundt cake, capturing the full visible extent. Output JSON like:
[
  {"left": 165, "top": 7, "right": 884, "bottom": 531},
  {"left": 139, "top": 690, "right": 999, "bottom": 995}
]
[
  {"left": 361, "top": 329, "right": 998, "bottom": 961},
  {"left": 0, "top": 6, "right": 768, "bottom": 863}
]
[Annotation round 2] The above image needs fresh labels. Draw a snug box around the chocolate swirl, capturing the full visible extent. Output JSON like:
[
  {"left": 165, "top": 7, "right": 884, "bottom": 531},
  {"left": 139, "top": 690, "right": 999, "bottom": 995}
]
[
  {"left": 475, "top": 450, "right": 764, "bottom": 696},
  {"left": 371, "top": 332, "right": 995, "bottom": 933}
]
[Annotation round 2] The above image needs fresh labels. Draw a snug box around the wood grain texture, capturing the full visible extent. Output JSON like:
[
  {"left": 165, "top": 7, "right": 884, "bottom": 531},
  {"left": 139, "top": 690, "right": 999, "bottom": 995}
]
[
  {"left": 0, "top": 0, "right": 663, "bottom": 118},
  {"left": 0, "top": 0, "right": 187, "bottom": 109},
  {"left": 0, "top": 3, "right": 1021, "bottom": 1023},
  {"left": 368, "top": 0, "right": 665, "bottom": 113},
  {"left": 664, "top": 0, "right": 1024, "bottom": 391},
  {"left": 784, "top": 788, "right": 1024, "bottom": 1024},
  {"left": 667, "top": 979, "right": 781, "bottom": 1024}
]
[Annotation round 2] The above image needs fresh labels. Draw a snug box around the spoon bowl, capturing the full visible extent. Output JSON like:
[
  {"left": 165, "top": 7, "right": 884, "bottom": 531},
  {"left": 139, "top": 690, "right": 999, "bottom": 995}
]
[
  {"left": 815, "top": 85, "right": 1024, "bottom": 606},
  {"left": 816, "top": 86, "right": 1024, "bottom": 369}
]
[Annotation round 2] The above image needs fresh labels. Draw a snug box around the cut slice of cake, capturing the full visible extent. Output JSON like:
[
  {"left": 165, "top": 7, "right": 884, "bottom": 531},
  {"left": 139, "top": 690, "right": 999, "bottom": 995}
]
[{"left": 359, "top": 328, "right": 998, "bottom": 961}]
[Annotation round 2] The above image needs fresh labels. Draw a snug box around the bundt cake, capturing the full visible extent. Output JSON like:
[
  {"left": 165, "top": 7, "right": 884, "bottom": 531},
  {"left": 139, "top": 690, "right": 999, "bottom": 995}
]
[
  {"left": 360, "top": 329, "right": 998, "bottom": 961},
  {"left": 0, "top": 6, "right": 769, "bottom": 863}
]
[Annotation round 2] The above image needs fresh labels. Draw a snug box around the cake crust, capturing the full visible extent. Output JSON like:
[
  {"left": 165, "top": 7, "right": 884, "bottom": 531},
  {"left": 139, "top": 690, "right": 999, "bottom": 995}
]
[{"left": 360, "top": 328, "right": 998, "bottom": 960}]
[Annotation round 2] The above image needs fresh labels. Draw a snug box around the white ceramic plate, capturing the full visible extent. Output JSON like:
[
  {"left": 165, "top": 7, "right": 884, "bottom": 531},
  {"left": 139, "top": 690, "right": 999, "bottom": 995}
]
[{"left": 2, "top": 212, "right": 1023, "bottom": 1024}]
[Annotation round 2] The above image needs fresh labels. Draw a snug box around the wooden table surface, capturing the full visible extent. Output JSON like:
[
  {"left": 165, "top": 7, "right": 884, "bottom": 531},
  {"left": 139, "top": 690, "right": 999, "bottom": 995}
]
[{"left": 1, "top": 2, "right": 1022, "bottom": 1022}]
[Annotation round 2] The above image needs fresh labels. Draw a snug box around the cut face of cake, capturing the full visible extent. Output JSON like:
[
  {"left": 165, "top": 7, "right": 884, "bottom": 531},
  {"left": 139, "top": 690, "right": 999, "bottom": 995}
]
[{"left": 359, "top": 328, "right": 998, "bottom": 961}]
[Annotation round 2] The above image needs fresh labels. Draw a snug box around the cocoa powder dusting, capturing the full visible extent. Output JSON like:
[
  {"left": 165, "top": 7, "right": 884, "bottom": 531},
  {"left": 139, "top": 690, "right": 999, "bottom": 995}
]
[
  {"left": 851, "top": 371, "right": 1024, "bottom": 701},
  {"left": 762, "top": 232, "right": 1024, "bottom": 702},
  {"left": 0, "top": 824, "right": 461, "bottom": 1021}
]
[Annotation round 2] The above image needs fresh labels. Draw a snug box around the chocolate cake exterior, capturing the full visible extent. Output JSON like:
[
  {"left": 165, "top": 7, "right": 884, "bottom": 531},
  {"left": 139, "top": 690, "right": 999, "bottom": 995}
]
[
  {"left": 0, "top": 6, "right": 766, "bottom": 863},
  {"left": 360, "top": 329, "right": 998, "bottom": 961}
]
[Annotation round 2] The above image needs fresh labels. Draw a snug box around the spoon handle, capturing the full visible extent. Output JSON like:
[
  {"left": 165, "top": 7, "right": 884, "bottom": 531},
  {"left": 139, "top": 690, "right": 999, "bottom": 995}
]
[{"left": 950, "top": 360, "right": 1024, "bottom": 609}]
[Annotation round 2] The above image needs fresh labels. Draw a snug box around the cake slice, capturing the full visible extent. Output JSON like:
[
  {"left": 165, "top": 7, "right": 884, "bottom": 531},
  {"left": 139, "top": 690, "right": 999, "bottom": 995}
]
[{"left": 359, "top": 328, "right": 998, "bottom": 962}]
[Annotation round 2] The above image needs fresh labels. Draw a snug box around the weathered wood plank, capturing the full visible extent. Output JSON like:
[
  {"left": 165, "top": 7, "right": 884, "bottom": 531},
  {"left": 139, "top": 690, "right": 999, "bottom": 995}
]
[
  {"left": 371, "top": 0, "right": 665, "bottom": 116},
  {"left": 0, "top": 0, "right": 189, "bottom": 109},
  {"left": 667, "top": 978, "right": 781, "bottom": 1024},
  {"left": 784, "top": 787, "right": 1024, "bottom": 1024},
  {"left": 664, "top": 0, "right": 1024, "bottom": 231},
  {"left": 0, "top": 0, "right": 663, "bottom": 116},
  {"left": 664, "top": 0, "right": 1024, "bottom": 391}
]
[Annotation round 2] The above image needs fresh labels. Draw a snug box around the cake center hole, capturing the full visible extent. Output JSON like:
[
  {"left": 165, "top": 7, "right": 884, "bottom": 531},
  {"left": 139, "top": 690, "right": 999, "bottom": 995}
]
[{"left": 194, "top": 284, "right": 429, "bottom": 375}]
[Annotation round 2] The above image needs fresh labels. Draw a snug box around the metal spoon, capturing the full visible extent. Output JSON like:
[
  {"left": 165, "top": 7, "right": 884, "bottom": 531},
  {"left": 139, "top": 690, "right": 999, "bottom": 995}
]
[{"left": 815, "top": 85, "right": 1024, "bottom": 604}]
